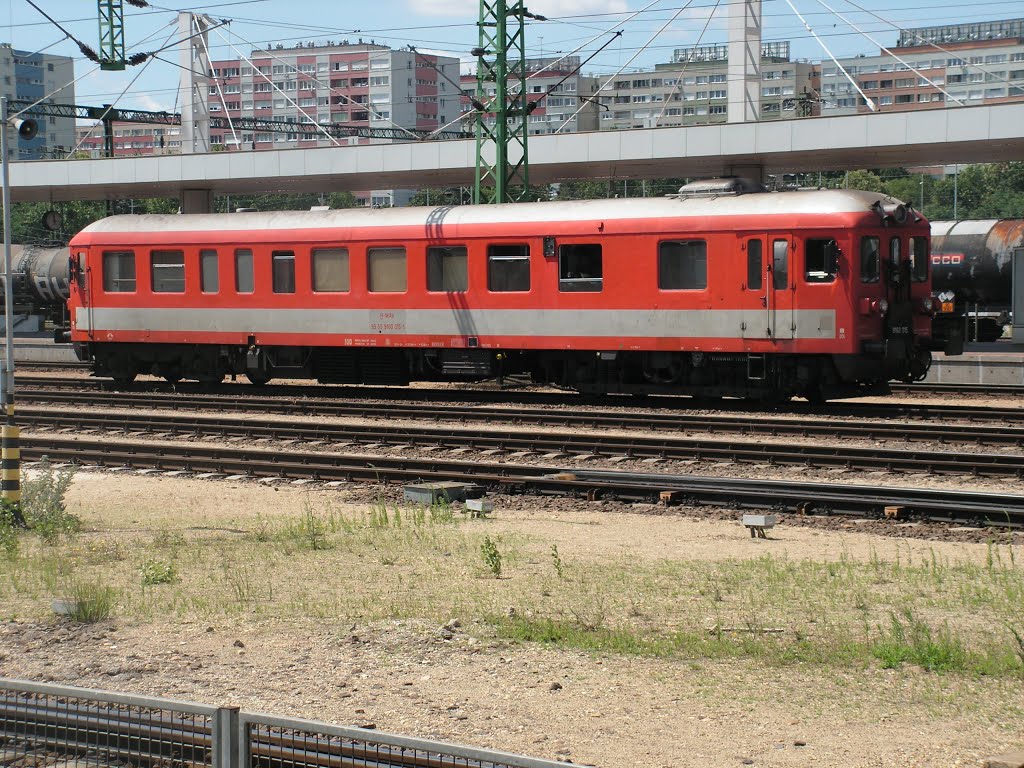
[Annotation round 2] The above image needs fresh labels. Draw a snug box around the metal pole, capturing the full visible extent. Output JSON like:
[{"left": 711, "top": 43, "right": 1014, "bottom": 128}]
[
  {"left": 953, "top": 164, "right": 958, "bottom": 220},
  {"left": 0, "top": 97, "right": 22, "bottom": 524}
]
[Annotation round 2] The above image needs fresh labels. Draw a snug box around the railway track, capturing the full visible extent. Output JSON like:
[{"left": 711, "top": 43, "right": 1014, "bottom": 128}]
[
  {"left": 17, "top": 388, "right": 1024, "bottom": 446},
  {"left": 15, "top": 374, "right": 1024, "bottom": 424},
  {"left": 20, "top": 407, "right": 1024, "bottom": 477},
  {"left": 19, "top": 434, "right": 1024, "bottom": 527},
  {"left": 894, "top": 382, "right": 1024, "bottom": 397}
]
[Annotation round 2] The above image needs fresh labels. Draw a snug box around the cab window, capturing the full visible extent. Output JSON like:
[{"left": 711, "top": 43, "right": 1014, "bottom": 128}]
[
  {"left": 746, "top": 240, "right": 762, "bottom": 290},
  {"left": 235, "top": 249, "right": 254, "bottom": 293},
  {"left": 272, "top": 250, "right": 296, "bottom": 294},
  {"left": 558, "top": 244, "right": 602, "bottom": 293},
  {"left": 804, "top": 239, "right": 839, "bottom": 283},
  {"left": 368, "top": 247, "right": 407, "bottom": 293},
  {"left": 200, "top": 250, "right": 219, "bottom": 293},
  {"left": 909, "top": 237, "right": 929, "bottom": 283},
  {"left": 427, "top": 246, "right": 468, "bottom": 292},
  {"left": 658, "top": 240, "right": 706, "bottom": 290},
  {"left": 103, "top": 250, "right": 136, "bottom": 292},
  {"left": 860, "top": 237, "right": 880, "bottom": 283},
  {"left": 488, "top": 244, "right": 530, "bottom": 292},
  {"left": 772, "top": 240, "right": 788, "bottom": 290},
  {"left": 312, "top": 248, "right": 350, "bottom": 292},
  {"left": 151, "top": 250, "right": 185, "bottom": 293}
]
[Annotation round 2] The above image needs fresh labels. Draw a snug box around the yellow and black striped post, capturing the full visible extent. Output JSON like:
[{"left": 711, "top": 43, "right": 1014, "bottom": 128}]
[{"left": 0, "top": 371, "right": 22, "bottom": 526}]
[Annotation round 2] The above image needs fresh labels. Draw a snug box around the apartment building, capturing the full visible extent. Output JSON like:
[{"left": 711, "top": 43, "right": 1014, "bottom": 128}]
[
  {"left": 460, "top": 56, "right": 600, "bottom": 136},
  {"left": 204, "top": 40, "right": 460, "bottom": 206},
  {"left": 599, "top": 42, "right": 819, "bottom": 130},
  {"left": 821, "top": 18, "right": 1024, "bottom": 115},
  {"left": 75, "top": 123, "right": 181, "bottom": 158},
  {"left": 0, "top": 43, "right": 75, "bottom": 160}
]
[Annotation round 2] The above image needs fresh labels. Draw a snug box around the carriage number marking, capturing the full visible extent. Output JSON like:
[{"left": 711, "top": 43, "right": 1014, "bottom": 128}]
[{"left": 369, "top": 310, "right": 407, "bottom": 333}]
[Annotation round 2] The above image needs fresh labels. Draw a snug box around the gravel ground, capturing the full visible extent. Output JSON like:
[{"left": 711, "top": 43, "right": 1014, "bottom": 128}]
[
  {"left": 1, "top": 472, "right": 1023, "bottom": 768},
  {"left": 5, "top": 375, "right": 1024, "bottom": 766}
]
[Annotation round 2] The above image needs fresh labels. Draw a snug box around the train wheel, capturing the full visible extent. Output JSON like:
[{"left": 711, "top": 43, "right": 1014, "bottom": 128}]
[
  {"left": 246, "top": 371, "right": 271, "bottom": 386},
  {"left": 163, "top": 375, "right": 182, "bottom": 384},
  {"left": 112, "top": 374, "right": 136, "bottom": 387}
]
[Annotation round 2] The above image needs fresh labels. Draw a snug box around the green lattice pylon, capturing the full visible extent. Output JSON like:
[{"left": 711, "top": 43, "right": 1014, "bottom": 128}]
[
  {"left": 473, "top": 1, "right": 533, "bottom": 204},
  {"left": 97, "top": 0, "right": 127, "bottom": 71}
]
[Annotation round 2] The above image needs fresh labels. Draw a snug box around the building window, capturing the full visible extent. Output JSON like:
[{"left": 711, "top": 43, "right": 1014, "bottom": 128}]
[
  {"left": 487, "top": 244, "right": 530, "bottom": 292},
  {"left": 150, "top": 250, "right": 185, "bottom": 293},
  {"left": 102, "top": 251, "right": 136, "bottom": 292},
  {"left": 272, "top": 250, "right": 295, "bottom": 294},
  {"left": 558, "top": 244, "right": 602, "bottom": 292},
  {"left": 200, "top": 250, "right": 218, "bottom": 293},
  {"left": 658, "top": 240, "right": 707, "bottom": 290},
  {"left": 368, "top": 247, "right": 407, "bottom": 292},
  {"left": 235, "top": 249, "right": 254, "bottom": 293},
  {"left": 427, "top": 246, "right": 468, "bottom": 292}
]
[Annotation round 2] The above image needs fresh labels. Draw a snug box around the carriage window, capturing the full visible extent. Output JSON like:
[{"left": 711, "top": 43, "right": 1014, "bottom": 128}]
[
  {"left": 747, "top": 240, "right": 762, "bottom": 290},
  {"left": 910, "top": 237, "right": 928, "bottom": 282},
  {"left": 558, "top": 244, "right": 603, "bottom": 293},
  {"left": 860, "top": 237, "right": 880, "bottom": 283},
  {"left": 772, "top": 240, "right": 788, "bottom": 290},
  {"left": 312, "top": 248, "right": 350, "bottom": 292},
  {"left": 200, "top": 250, "right": 219, "bottom": 293},
  {"left": 368, "top": 247, "right": 407, "bottom": 292},
  {"left": 102, "top": 251, "right": 136, "bottom": 292},
  {"left": 427, "top": 246, "right": 468, "bottom": 292},
  {"left": 272, "top": 250, "right": 296, "bottom": 294},
  {"left": 151, "top": 250, "right": 184, "bottom": 293},
  {"left": 488, "top": 244, "right": 530, "bottom": 292},
  {"left": 804, "top": 238, "right": 839, "bottom": 283},
  {"left": 235, "top": 249, "right": 254, "bottom": 293},
  {"left": 658, "top": 240, "right": 706, "bottom": 290},
  {"left": 890, "top": 237, "right": 901, "bottom": 263}
]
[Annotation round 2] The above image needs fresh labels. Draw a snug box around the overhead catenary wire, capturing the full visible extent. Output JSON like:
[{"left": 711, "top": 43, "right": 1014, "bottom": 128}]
[
  {"left": 197, "top": 21, "right": 240, "bottom": 149},
  {"left": 66, "top": 25, "right": 177, "bottom": 157},
  {"left": 779, "top": 0, "right": 877, "bottom": 111},
  {"left": 556, "top": 0, "right": 698, "bottom": 134},
  {"left": 813, "top": 0, "right": 965, "bottom": 106},
  {"left": 651, "top": 0, "right": 722, "bottom": 126},
  {"left": 835, "top": 0, "right": 1019, "bottom": 88},
  {"left": 211, "top": 26, "right": 346, "bottom": 147}
]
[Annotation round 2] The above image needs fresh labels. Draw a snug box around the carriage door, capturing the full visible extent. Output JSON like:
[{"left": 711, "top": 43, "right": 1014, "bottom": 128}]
[
  {"left": 742, "top": 236, "right": 770, "bottom": 340},
  {"left": 769, "top": 237, "right": 795, "bottom": 340}
]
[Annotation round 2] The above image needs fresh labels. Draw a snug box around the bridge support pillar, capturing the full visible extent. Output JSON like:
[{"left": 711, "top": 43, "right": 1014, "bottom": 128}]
[
  {"left": 727, "top": 0, "right": 761, "bottom": 124},
  {"left": 180, "top": 188, "right": 213, "bottom": 214},
  {"left": 727, "top": 164, "right": 765, "bottom": 184}
]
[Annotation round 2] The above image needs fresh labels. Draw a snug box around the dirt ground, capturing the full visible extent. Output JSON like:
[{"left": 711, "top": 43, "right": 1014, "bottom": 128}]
[{"left": 1, "top": 471, "right": 1023, "bottom": 768}]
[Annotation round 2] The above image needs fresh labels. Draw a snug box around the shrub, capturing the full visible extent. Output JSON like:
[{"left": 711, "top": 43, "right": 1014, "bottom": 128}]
[
  {"left": 21, "top": 459, "right": 79, "bottom": 543},
  {"left": 64, "top": 579, "right": 117, "bottom": 623},
  {"left": 481, "top": 536, "right": 502, "bottom": 578},
  {"left": 140, "top": 558, "right": 178, "bottom": 586},
  {"left": 0, "top": 502, "right": 19, "bottom": 558}
]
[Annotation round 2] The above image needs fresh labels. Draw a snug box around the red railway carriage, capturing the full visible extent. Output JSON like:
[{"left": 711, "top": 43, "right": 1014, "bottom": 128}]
[{"left": 66, "top": 183, "right": 934, "bottom": 401}]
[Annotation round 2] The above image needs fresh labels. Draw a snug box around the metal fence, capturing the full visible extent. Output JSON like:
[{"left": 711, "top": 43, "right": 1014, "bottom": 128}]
[{"left": 0, "top": 679, "right": 571, "bottom": 768}]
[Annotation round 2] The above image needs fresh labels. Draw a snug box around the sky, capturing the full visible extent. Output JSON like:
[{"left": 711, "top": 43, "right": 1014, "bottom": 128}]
[{"left": 3, "top": 0, "right": 1022, "bottom": 114}]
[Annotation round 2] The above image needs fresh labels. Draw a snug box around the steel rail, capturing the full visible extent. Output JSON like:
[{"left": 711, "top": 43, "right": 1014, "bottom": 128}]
[
  {"left": 18, "top": 407, "right": 1024, "bottom": 477},
  {"left": 893, "top": 382, "right": 1024, "bottom": 396},
  {"left": 15, "top": 376, "right": 1024, "bottom": 424},
  {"left": 18, "top": 435, "right": 1024, "bottom": 526},
  {"left": 17, "top": 388, "right": 1024, "bottom": 446}
]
